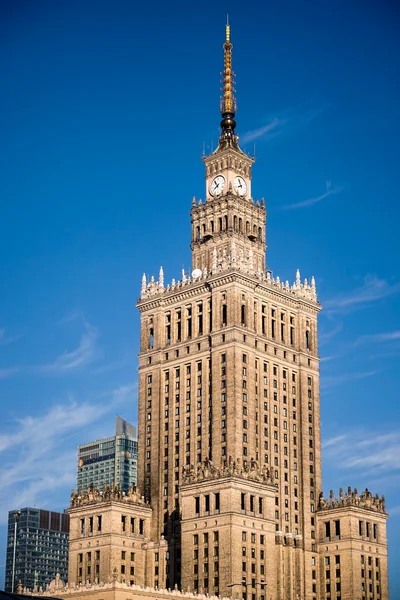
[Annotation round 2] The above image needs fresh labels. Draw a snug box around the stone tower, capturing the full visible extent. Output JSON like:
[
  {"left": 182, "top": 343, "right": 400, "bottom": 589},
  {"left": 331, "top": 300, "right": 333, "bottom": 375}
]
[{"left": 136, "top": 23, "right": 388, "bottom": 600}]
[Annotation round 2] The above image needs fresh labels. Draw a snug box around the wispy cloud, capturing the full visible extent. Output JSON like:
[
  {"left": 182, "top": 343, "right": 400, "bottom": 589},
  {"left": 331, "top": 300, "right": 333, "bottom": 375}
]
[
  {"left": 322, "top": 435, "right": 347, "bottom": 449},
  {"left": 355, "top": 330, "right": 400, "bottom": 345},
  {"left": 319, "top": 322, "right": 343, "bottom": 346},
  {"left": 283, "top": 180, "right": 344, "bottom": 210},
  {"left": 38, "top": 317, "right": 99, "bottom": 374},
  {"left": 321, "top": 370, "right": 378, "bottom": 390},
  {"left": 241, "top": 117, "right": 285, "bottom": 144},
  {"left": 323, "top": 430, "right": 400, "bottom": 475},
  {"left": 0, "top": 328, "right": 20, "bottom": 346},
  {"left": 324, "top": 275, "right": 400, "bottom": 314},
  {"left": 241, "top": 102, "right": 329, "bottom": 145},
  {"left": 319, "top": 355, "right": 339, "bottom": 363},
  {"left": 0, "top": 383, "right": 136, "bottom": 522},
  {"left": 0, "top": 316, "right": 101, "bottom": 379},
  {"left": 0, "top": 368, "right": 19, "bottom": 379}
]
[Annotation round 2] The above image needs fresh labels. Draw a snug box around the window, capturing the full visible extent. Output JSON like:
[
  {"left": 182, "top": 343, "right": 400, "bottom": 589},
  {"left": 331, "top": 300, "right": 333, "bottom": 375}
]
[
  {"left": 222, "top": 304, "right": 227, "bottom": 325},
  {"left": 335, "top": 520, "right": 341, "bottom": 537}
]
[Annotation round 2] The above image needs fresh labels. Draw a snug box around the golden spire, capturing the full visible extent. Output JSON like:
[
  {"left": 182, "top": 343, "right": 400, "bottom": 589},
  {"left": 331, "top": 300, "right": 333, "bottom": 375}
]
[{"left": 220, "top": 17, "right": 236, "bottom": 119}]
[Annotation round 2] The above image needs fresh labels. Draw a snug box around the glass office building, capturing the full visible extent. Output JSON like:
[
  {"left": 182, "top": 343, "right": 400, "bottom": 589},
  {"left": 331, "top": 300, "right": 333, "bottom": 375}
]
[
  {"left": 77, "top": 416, "right": 138, "bottom": 493},
  {"left": 5, "top": 507, "right": 69, "bottom": 592}
]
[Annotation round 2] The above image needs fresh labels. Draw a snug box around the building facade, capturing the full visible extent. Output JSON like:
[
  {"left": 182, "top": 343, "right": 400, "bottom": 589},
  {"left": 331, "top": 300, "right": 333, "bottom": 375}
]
[
  {"left": 68, "top": 483, "right": 159, "bottom": 587},
  {"left": 134, "top": 23, "right": 389, "bottom": 600},
  {"left": 4, "top": 507, "right": 69, "bottom": 592},
  {"left": 77, "top": 416, "right": 138, "bottom": 493}
]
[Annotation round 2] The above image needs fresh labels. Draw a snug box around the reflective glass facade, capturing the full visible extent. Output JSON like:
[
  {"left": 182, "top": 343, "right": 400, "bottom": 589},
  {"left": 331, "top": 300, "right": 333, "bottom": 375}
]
[
  {"left": 5, "top": 508, "right": 69, "bottom": 592},
  {"left": 77, "top": 416, "right": 138, "bottom": 492}
]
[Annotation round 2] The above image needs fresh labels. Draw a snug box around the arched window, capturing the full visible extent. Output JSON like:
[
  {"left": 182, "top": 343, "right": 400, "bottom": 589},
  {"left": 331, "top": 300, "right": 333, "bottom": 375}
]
[
  {"left": 202, "top": 223, "right": 206, "bottom": 234},
  {"left": 239, "top": 218, "right": 243, "bottom": 233},
  {"left": 258, "top": 227, "right": 262, "bottom": 241},
  {"left": 305, "top": 330, "right": 310, "bottom": 350},
  {"left": 210, "top": 220, "right": 214, "bottom": 233},
  {"left": 246, "top": 221, "right": 250, "bottom": 234},
  {"left": 224, "top": 215, "right": 228, "bottom": 230},
  {"left": 196, "top": 226, "right": 200, "bottom": 241},
  {"left": 219, "top": 217, "right": 223, "bottom": 232},
  {"left": 234, "top": 216, "right": 238, "bottom": 231}
]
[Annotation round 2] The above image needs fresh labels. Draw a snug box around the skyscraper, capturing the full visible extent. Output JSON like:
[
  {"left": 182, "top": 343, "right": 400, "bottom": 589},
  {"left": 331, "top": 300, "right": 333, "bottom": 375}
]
[
  {"left": 77, "top": 416, "right": 138, "bottom": 493},
  {"left": 5, "top": 507, "right": 69, "bottom": 593},
  {"left": 134, "top": 23, "right": 388, "bottom": 600}
]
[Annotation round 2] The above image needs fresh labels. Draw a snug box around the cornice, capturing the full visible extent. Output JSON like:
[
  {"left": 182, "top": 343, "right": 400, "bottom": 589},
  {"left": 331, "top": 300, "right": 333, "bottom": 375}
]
[
  {"left": 137, "top": 282, "right": 209, "bottom": 312},
  {"left": 191, "top": 195, "right": 266, "bottom": 217},
  {"left": 208, "top": 270, "right": 321, "bottom": 313},
  {"left": 139, "top": 268, "right": 320, "bottom": 313}
]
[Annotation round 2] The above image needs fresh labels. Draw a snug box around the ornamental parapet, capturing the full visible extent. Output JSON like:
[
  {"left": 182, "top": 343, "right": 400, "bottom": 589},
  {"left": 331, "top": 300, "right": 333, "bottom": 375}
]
[
  {"left": 16, "top": 577, "right": 230, "bottom": 600},
  {"left": 181, "top": 456, "right": 274, "bottom": 486},
  {"left": 318, "top": 486, "right": 386, "bottom": 514},
  {"left": 139, "top": 262, "right": 317, "bottom": 304},
  {"left": 70, "top": 482, "right": 149, "bottom": 508}
]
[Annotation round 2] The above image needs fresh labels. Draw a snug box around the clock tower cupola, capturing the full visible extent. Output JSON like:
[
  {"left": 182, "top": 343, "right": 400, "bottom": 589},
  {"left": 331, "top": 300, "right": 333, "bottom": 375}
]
[{"left": 191, "top": 22, "right": 267, "bottom": 274}]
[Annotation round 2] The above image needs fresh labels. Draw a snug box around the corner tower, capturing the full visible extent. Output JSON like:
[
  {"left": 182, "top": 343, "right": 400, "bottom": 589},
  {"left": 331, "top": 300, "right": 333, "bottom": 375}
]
[{"left": 191, "top": 22, "right": 266, "bottom": 275}]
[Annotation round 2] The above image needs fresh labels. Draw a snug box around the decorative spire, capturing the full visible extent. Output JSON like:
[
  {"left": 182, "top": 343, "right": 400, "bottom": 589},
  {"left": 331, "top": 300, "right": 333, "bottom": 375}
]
[
  {"left": 295, "top": 269, "right": 301, "bottom": 288},
  {"left": 141, "top": 273, "right": 147, "bottom": 295},
  {"left": 220, "top": 19, "right": 237, "bottom": 139},
  {"left": 311, "top": 276, "right": 316, "bottom": 293},
  {"left": 159, "top": 266, "right": 164, "bottom": 289}
]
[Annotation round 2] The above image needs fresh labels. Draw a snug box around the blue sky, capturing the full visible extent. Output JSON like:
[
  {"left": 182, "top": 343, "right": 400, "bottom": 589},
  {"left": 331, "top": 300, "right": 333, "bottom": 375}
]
[{"left": 0, "top": 0, "right": 399, "bottom": 594}]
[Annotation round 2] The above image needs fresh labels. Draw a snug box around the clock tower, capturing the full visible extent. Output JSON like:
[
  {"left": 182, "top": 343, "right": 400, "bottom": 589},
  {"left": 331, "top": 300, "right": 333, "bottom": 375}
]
[
  {"left": 191, "top": 22, "right": 266, "bottom": 275},
  {"left": 136, "top": 20, "right": 389, "bottom": 600}
]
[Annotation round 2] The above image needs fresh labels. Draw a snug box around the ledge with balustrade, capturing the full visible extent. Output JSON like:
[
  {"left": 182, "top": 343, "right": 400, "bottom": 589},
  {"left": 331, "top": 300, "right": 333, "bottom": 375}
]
[{"left": 139, "top": 257, "right": 317, "bottom": 306}]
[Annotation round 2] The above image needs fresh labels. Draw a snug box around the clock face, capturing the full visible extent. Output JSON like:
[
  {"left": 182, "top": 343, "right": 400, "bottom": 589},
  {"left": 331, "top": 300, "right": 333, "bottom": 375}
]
[
  {"left": 210, "top": 175, "right": 225, "bottom": 196},
  {"left": 234, "top": 176, "right": 247, "bottom": 196}
]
